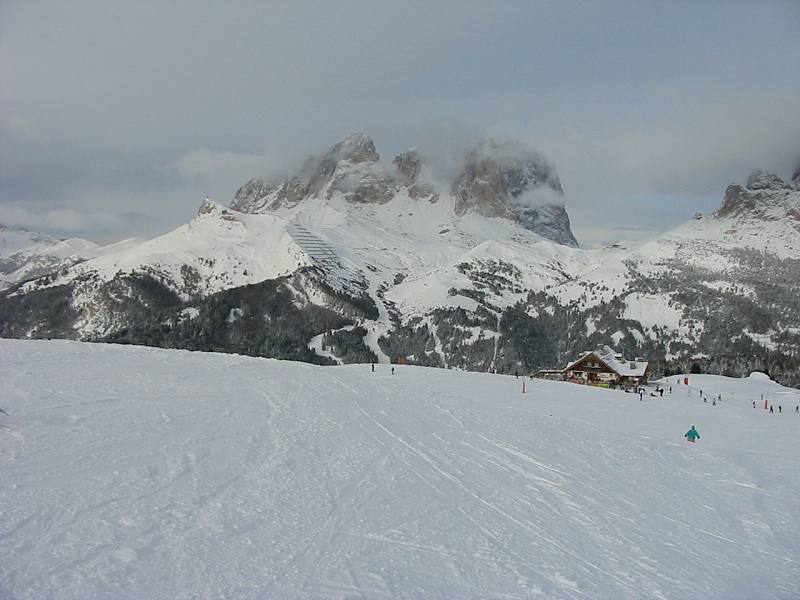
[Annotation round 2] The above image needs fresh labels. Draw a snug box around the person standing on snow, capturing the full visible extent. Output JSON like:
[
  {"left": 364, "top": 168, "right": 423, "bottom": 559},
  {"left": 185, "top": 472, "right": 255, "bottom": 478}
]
[{"left": 685, "top": 425, "right": 700, "bottom": 443}]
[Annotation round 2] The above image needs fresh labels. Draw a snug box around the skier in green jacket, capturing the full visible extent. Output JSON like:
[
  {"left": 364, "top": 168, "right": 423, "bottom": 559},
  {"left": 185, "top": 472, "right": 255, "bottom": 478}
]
[{"left": 685, "top": 425, "right": 700, "bottom": 442}]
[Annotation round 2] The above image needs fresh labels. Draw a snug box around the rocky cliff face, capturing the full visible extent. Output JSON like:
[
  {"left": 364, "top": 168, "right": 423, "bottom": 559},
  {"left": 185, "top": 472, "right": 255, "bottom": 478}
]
[
  {"left": 231, "top": 133, "right": 395, "bottom": 213},
  {"left": 452, "top": 139, "right": 561, "bottom": 211},
  {"left": 392, "top": 149, "right": 438, "bottom": 201},
  {"left": 715, "top": 170, "right": 800, "bottom": 227},
  {"left": 451, "top": 139, "right": 575, "bottom": 246},
  {"left": 231, "top": 133, "right": 577, "bottom": 246}
]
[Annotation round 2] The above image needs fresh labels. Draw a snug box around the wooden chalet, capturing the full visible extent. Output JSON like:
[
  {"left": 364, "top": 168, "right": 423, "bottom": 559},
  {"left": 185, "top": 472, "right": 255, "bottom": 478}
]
[{"left": 562, "top": 345, "right": 649, "bottom": 388}]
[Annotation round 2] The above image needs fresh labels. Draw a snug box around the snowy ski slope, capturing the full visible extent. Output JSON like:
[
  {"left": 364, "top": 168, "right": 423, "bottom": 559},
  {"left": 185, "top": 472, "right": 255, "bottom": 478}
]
[{"left": 2, "top": 339, "right": 799, "bottom": 599}]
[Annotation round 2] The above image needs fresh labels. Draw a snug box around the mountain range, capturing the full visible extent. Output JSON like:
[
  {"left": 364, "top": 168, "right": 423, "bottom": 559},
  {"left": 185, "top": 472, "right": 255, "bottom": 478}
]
[{"left": 2, "top": 133, "right": 799, "bottom": 384}]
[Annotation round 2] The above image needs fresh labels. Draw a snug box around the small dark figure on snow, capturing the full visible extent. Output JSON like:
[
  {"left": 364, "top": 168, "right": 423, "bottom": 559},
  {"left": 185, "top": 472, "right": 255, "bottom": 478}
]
[{"left": 770, "top": 405, "right": 774, "bottom": 413}]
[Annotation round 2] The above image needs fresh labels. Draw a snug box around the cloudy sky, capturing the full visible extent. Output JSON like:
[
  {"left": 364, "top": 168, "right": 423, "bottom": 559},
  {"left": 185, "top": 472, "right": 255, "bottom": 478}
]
[{"left": 2, "top": 1, "right": 799, "bottom": 247}]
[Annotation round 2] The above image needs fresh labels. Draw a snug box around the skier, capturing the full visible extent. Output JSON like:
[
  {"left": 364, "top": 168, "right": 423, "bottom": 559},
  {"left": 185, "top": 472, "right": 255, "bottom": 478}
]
[{"left": 685, "top": 425, "right": 700, "bottom": 443}]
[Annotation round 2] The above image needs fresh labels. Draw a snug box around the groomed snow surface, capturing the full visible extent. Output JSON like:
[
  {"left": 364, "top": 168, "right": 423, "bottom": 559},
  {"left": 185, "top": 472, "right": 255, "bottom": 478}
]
[{"left": 2, "top": 340, "right": 799, "bottom": 600}]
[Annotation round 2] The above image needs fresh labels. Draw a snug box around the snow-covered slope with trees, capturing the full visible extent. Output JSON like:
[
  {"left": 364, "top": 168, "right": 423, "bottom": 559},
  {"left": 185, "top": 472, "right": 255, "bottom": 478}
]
[{"left": 2, "top": 339, "right": 799, "bottom": 599}]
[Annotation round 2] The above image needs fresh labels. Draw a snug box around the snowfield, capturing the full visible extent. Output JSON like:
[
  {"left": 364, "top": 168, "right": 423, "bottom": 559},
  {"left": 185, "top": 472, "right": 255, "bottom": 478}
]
[{"left": 2, "top": 340, "right": 799, "bottom": 599}]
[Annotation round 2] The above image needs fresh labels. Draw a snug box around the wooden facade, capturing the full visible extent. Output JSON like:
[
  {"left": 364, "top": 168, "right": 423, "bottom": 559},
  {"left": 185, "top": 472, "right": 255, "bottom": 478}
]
[{"left": 561, "top": 346, "right": 649, "bottom": 388}]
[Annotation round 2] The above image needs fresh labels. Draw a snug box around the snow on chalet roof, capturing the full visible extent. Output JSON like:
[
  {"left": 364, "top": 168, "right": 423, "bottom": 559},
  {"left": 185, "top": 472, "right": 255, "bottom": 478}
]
[{"left": 596, "top": 345, "right": 648, "bottom": 377}]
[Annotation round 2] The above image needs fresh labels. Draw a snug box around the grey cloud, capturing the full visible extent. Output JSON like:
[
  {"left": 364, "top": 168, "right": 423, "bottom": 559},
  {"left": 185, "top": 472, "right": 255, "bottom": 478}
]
[{"left": 1, "top": 1, "right": 799, "bottom": 247}]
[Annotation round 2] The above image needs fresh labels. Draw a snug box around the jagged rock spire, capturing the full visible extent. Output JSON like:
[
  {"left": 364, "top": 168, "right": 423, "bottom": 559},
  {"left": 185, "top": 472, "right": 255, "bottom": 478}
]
[
  {"left": 716, "top": 169, "right": 799, "bottom": 221},
  {"left": 451, "top": 138, "right": 576, "bottom": 246},
  {"left": 230, "top": 133, "right": 578, "bottom": 246}
]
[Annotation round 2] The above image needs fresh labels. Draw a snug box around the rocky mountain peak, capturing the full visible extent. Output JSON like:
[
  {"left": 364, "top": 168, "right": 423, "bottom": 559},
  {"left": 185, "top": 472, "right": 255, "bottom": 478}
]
[
  {"left": 230, "top": 133, "right": 392, "bottom": 212},
  {"left": 197, "top": 197, "right": 218, "bottom": 216},
  {"left": 320, "top": 133, "right": 392, "bottom": 204},
  {"left": 745, "top": 169, "right": 785, "bottom": 191},
  {"left": 392, "top": 148, "right": 422, "bottom": 185},
  {"left": 715, "top": 170, "right": 800, "bottom": 222},
  {"left": 452, "top": 139, "right": 564, "bottom": 210},
  {"left": 392, "top": 148, "right": 439, "bottom": 201},
  {"left": 229, "top": 180, "right": 274, "bottom": 213},
  {"left": 451, "top": 138, "right": 576, "bottom": 246},
  {"left": 229, "top": 133, "right": 577, "bottom": 246},
  {"left": 302, "top": 132, "right": 384, "bottom": 199},
  {"left": 329, "top": 132, "right": 380, "bottom": 165}
]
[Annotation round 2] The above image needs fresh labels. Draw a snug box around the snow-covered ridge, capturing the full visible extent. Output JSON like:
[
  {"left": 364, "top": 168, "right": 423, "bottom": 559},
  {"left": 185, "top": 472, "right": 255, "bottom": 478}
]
[
  {"left": 0, "top": 225, "right": 147, "bottom": 290},
  {"left": 36, "top": 200, "right": 323, "bottom": 297}
]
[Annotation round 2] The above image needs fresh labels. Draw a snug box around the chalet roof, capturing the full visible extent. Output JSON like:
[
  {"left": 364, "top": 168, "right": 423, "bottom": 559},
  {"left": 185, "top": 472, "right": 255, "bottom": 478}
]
[
  {"left": 565, "top": 345, "right": 648, "bottom": 378},
  {"left": 597, "top": 345, "right": 648, "bottom": 377}
]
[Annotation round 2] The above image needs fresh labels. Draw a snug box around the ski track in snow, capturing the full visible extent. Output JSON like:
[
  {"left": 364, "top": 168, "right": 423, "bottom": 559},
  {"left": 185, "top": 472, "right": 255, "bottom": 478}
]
[{"left": 1, "top": 339, "right": 799, "bottom": 599}]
